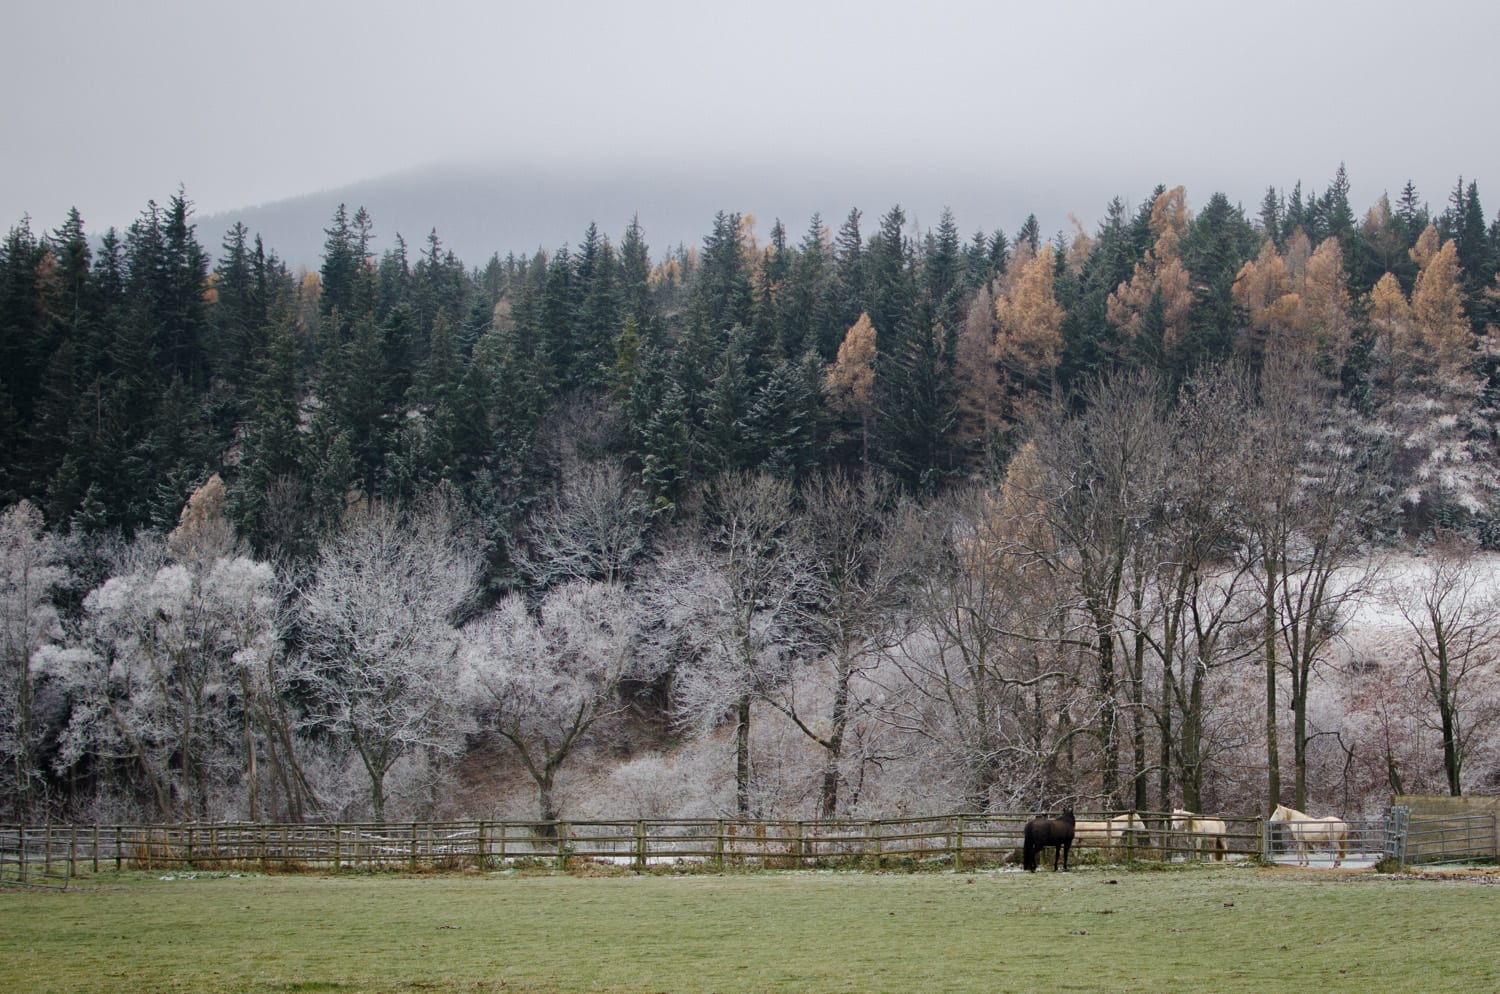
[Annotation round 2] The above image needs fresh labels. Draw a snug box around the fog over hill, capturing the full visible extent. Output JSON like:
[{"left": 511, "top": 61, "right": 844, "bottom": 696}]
[{"left": 191, "top": 158, "right": 1183, "bottom": 270}]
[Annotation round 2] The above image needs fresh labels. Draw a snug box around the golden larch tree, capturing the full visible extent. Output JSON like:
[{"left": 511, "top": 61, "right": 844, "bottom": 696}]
[
  {"left": 824, "top": 313, "right": 879, "bottom": 462},
  {"left": 1367, "top": 271, "right": 1412, "bottom": 382},
  {"left": 993, "top": 243, "right": 1065, "bottom": 388},
  {"left": 1296, "top": 237, "right": 1355, "bottom": 372},
  {"left": 1107, "top": 186, "right": 1193, "bottom": 350},
  {"left": 1408, "top": 238, "right": 1471, "bottom": 376}
]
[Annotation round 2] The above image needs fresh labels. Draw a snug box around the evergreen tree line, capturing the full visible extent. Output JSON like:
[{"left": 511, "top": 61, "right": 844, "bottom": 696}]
[{"left": 2, "top": 169, "right": 1499, "bottom": 566}]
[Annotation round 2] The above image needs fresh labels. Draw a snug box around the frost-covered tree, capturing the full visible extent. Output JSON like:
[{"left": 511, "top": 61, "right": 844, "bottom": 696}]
[
  {"left": 1369, "top": 228, "right": 1497, "bottom": 529},
  {"left": 884, "top": 483, "right": 1081, "bottom": 812},
  {"left": 1242, "top": 355, "right": 1382, "bottom": 811},
  {"left": 1146, "top": 366, "right": 1262, "bottom": 812},
  {"left": 768, "top": 471, "right": 908, "bottom": 817},
  {"left": 1386, "top": 535, "right": 1500, "bottom": 795},
  {"left": 643, "top": 471, "right": 816, "bottom": 815},
  {"left": 514, "top": 458, "right": 650, "bottom": 589},
  {"left": 462, "top": 580, "right": 647, "bottom": 822},
  {"left": 1013, "top": 372, "right": 1171, "bottom": 807},
  {"left": 0, "top": 501, "right": 65, "bottom": 819},
  {"left": 295, "top": 494, "right": 480, "bottom": 821},
  {"left": 47, "top": 537, "right": 281, "bottom": 821}
]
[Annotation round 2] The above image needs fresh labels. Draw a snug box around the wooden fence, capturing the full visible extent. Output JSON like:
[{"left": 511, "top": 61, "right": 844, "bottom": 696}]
[{"left": 1, "top": 811, "right": 1267, "bottom": 880}]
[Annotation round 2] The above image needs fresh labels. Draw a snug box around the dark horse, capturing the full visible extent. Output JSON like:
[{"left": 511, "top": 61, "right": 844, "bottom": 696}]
[{"left": 1022, "top": 807, "right": 1076, "bottom": 872}]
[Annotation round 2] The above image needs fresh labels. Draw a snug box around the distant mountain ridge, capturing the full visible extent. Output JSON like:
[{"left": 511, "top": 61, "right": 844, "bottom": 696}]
[{"left": 192, "top": 159, "right": 1096, "bottom": 270}]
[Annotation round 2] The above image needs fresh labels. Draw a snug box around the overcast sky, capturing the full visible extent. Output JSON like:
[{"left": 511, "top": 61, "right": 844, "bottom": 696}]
[{"left": 6, "top": 0, "right": 1499, "bottom": 243}]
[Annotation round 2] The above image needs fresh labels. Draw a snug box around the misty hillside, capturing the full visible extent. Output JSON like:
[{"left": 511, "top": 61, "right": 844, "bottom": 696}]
[{"left": 193, "top": 159, "right": 1104, "bottom": 269}]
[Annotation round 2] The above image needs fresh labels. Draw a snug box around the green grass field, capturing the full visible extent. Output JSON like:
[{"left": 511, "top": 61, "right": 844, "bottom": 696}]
[{"left": 2, "top": 864, "right": 1496, "bottom": 993}]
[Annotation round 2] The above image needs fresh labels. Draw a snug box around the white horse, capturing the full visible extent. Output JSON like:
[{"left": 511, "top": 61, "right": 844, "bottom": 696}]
[
  {"left": 1170, "top": 808, "right": 1227, "bottom": 861},
  {"left": 1268, "top": 803, "right": 1348, "bottom": 867},
  {"left": 1073, "top": 813, "right": 1149, "bottom": 857}
]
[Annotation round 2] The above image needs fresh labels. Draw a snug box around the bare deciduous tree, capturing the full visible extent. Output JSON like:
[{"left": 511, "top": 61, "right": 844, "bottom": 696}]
[
  {"left": 1386, "top": 535, "right": 1500, "bottom": 795},
  {"left": 1243, "top": 355, "right": 1382, "bottom": 811},
  {"left": 515, "top": 458, "right": 650, "bottom": 588},
  {"left": 0, "top": 501, "right": 65, "bottom": 819},
  {"left": 463, "top": 580, "right": 647, "bottom": 822},
  {"left": 1015, "top": 372, "right": 1170, "bottom": 807},
  {"left": 296, "top": 495, "right": 480, "bottom": 822},
  {"left": 884, "top": 486, "right": 1080, "bottom": 811},
  {"left": 765, "top": 471, "right": 907, "bottom": 817},
  {"left": 47, "top": 537, "right": 281, "bottom": 821},
  {"left": 643, "top": 471, "right": 815, "bottom": 816}
]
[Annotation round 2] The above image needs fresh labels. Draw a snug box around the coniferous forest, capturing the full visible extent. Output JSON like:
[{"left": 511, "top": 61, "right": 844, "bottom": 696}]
[{"left": 5, "top": 167, "right": 1500, "bottom": 827}]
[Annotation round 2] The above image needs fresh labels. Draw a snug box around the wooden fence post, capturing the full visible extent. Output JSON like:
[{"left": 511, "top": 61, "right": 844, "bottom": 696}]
[
  {"left": 872, "top": 820, "right": 882, "bottom": 870},
  {"left": 92, "top": 825, "right": 100, "bottom": 874},
  {"left": 635, "top": 820, "right": 646, "bottom": 872},
  {"left": 953, "top": 818, "right": 963, "bottom": 871},
  {"left": 715, "top": 819, "right": 725, "bottom": 872},
  {"left": 411, "top": 823, "right": 419, "bottom": 871},
  {"left": 114, "top": 826, "right": 122, "bottom": 871},
  {"left": 476, "top": 821, "right": 486, "bottom": 872}
]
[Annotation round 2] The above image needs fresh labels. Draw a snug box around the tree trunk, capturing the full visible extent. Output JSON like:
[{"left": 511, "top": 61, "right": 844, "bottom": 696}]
[
  {"left": 735, "top": 695, "right": 751, "bottom": 816},
  {"left": 1438, "top": 649, "right": 1461, "bottom": 795},
  {"left": 1130, "top": 628, "right": 1148, "bottom": 812},
  {"left": 819, "top": 663, "right": 852, "bottom": 819},
  {"left": 1262, "top": 556, "right": 1281, "bottom": 813},
  {"left": 538, "top": 770, "right": 560, "bottom": 824},
  {"left": 1097, "top": 620, "right": 1119, "bottom": 807}
]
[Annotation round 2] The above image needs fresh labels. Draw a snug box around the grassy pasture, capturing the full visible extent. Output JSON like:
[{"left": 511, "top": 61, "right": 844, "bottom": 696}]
[{"left": 2, "top": 865, "right": 1497, "bottom": 994}]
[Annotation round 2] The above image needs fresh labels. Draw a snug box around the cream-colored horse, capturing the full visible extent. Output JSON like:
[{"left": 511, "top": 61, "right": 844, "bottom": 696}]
[
  {"left": 1268, "top": 803, "right": 1348, "bottom": 867},
  {"left": 1170, "top": 808, "right": 1227, "bottom": 861},
  {"left": 1073, "top": 813, "right": 1149, "bottom": 856}
]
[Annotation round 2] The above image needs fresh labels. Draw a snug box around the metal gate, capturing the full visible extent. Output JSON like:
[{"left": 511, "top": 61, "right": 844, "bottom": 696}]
[
  {"left": 1384, "top": 805, "right": 1498, "bottom": 866},
  {"left": 1383, "top": 806, "right": 1409, "bottom": 865}
]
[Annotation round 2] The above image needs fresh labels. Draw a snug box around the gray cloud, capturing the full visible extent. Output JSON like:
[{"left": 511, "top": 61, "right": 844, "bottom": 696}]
[{"left": 5, "top": 0, "right": 1497, "bottom": 239}]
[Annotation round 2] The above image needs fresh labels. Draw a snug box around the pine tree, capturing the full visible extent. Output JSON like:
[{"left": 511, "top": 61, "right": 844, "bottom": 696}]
[
  {"left": 924, "top": 207, "right": 963, "bottom": 333},
  {"left": 617, "top": 215, "right": 658, "bottom": 343},
  {"left": 873, "top": 307, "right": 954, "bottom": 494},
  {"left": 787, "top": 214, "right": 833, "bottom": 360},
  {"left": 0, "top": 219, "right": 51, "bottom": 502},
  {"left": 829, "top": 208, "right": 866, "bottom": 336},
  {"left": 1258, "top": 187, "right": 1284, "bottom": 247},
  {"left": 1179, "top": 191, "right": 1259, "bottom": 373},
  {"left": 575, "top": 224, "right": 620, "bottom": 391}
]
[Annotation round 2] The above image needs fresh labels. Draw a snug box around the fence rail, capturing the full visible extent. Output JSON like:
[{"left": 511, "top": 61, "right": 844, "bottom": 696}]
[
  {"left": 5, "top": 808, "right": 1488, "bottom": 880},
  {"left": 0, "top": 811, "right": 1270, "bottom": 877}
]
